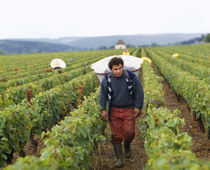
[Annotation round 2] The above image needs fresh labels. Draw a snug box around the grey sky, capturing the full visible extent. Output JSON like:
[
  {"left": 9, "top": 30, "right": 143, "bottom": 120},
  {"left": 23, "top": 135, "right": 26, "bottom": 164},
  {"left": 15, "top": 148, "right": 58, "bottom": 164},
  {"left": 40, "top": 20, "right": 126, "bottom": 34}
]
[{"left": 0, "top": 0, "right": 209, "bottom": 39}]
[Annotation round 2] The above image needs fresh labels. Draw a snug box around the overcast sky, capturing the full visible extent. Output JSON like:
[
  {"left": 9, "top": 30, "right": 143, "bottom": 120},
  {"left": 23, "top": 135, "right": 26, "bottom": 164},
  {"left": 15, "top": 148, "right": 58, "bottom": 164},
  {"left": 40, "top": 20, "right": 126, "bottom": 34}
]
[{"left": 0, "top": 0, "right": 209, "bottom": 39}]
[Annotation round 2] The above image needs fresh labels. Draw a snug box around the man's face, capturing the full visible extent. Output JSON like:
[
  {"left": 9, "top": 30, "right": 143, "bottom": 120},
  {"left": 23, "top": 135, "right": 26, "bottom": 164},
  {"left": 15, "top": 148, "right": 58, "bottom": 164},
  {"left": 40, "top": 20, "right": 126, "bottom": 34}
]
[{"left": 111, "top": 64, "right": 124, "bottom": 77}]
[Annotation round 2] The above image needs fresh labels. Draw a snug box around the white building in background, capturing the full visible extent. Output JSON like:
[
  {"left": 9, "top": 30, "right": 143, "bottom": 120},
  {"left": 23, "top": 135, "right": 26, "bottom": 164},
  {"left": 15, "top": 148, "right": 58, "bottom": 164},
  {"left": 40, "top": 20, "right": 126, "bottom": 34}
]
[{"left": 115, "top": 39, "right": 126, "bottom": 49}]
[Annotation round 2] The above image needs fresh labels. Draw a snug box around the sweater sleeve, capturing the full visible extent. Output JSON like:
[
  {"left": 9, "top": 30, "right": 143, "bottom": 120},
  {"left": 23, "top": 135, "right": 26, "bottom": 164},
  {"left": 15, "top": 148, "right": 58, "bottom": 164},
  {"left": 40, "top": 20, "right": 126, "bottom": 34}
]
[
  {"left": 133, "top": 76, "right": 144, "bottom": 110},
  {"left": 99, "top": 77, "right": 108, "bottom": 110}
]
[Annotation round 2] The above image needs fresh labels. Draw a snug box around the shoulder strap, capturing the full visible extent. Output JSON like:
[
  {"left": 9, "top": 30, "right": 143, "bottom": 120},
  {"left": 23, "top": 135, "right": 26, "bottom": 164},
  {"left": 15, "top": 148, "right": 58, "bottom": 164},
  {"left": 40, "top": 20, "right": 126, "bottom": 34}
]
[
  {"left": 124, "top": 70, "right": 130, "bottom": 81},
  {"left": 105, "top": 73, "right": 112, "bottom": 100},
  {"left": 124, "top": 70, "right": 135, "bottom": 97},
  {"left": 105, "top": 73, "right": 112, "bottom": 120},
  {"left": 124, "top": 70, "right": 135, "bottom": 81}
]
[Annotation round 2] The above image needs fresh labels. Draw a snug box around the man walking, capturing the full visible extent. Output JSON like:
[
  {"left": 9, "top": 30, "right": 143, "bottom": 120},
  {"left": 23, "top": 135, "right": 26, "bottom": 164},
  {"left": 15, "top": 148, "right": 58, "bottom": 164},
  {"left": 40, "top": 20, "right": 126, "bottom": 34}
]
[{"left": 99, "top": 57, "right": 144, "bottom": 168}]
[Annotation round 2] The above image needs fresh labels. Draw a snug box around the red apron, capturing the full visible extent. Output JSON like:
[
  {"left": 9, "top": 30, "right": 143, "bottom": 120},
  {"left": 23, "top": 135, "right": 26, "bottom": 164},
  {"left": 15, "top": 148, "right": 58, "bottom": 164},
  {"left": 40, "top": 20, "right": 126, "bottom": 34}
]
[{"left": 109, "top": 107, "right": 135, "bottom": 143}]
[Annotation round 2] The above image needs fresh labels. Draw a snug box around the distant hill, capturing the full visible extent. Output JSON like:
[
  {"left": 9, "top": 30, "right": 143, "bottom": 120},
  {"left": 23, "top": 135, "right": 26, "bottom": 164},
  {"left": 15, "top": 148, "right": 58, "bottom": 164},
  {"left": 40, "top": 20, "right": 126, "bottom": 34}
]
[
  {"left": 0, "top": 40, "right": 81, "bottom": 54},
  {"left": 19, "top": 37, "right": 83, "bottom": 45},
  {"left": 0, "top": 33, "right": 203, "bottom": 54},
  {"left": 179, "top": 35, "right": 205, "bottom": 45},
  {"left": 64, "top": 33, "right": 203, "bottom": 49}
]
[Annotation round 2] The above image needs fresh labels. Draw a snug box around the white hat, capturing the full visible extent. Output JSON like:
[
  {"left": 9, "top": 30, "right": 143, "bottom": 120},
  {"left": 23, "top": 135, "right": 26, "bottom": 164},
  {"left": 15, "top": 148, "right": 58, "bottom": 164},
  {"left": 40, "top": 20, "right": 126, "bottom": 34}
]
[{"left": 50, "top": 58, "right": 66, "bottom": 69}]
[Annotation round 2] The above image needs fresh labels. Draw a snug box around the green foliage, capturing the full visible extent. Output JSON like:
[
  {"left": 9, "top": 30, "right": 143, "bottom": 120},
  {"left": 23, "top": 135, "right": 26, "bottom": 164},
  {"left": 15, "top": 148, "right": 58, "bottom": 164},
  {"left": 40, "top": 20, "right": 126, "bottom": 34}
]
[
  {"left": 204, "top": 33, "right": 210, "bottom": 43},
  {"left": 141, "top": 107, "right": 209, "bottom": 170},
  {"left": 5, "top": 88, "right": 105, "bottom": 170},
  {"left": 0, "top": 106, "right": 32, "bottom": 167},
  {"left": 140, "top": 50, "right": 210, "bottom": 169},
  {"left": 152, "top": 45, "right": 210, "bottom": 67},
  {"left": 0, "top": 72, "right": 98, "bottom": 166},
  {"left": 142, "top": 60, "right": 165, "bottom": 112},
  {"left": 0, "top": 49, "right": 123, "bottom": 167},
  {"left": 0, "top": 67, "right": 90, "bottom": 109},
  {"left": 147, "top": 49, "right": 209, "bottom": 133},
  {"left": 150, "top": 49, "right": 210, "bottom": 82},
  {"left": 131, "top": 48, "right": 141, "bottom": 57}
]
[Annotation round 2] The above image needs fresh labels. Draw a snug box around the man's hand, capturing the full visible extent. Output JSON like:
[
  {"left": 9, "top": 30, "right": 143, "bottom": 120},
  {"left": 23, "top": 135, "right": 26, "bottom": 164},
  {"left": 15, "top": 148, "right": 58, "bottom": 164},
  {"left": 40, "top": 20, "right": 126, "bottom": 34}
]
[
  {"left": 101, "top": 110, "right": 108, "bottom": 121},
  {"left": 134, "top": 108, "right": 142, "bottom": 118}
]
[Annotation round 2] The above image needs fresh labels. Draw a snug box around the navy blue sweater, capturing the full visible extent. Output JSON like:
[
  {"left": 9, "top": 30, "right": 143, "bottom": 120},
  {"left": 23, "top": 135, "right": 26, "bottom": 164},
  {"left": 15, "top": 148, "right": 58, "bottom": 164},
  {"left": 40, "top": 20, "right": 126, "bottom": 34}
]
[{"left": 99, "top": 71, "right": 144, "bottom": 111}]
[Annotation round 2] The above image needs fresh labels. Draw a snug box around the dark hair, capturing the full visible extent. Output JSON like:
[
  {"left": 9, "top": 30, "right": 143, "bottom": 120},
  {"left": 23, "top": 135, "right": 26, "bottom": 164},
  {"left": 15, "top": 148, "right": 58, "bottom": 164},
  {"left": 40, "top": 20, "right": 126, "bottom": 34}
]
[{"left": 108, "top": 57, "right": 124, "bottom": 69}]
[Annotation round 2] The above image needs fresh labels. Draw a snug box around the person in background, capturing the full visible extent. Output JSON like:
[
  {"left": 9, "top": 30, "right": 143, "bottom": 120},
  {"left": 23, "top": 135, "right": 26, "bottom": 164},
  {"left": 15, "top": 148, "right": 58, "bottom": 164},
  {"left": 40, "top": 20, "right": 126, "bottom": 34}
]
[
  {"left": 99, "top": 57, "right": 144, "bottom": 168},
  {"left": 123, "top": 49, "right": 130, "bottom": 55}
]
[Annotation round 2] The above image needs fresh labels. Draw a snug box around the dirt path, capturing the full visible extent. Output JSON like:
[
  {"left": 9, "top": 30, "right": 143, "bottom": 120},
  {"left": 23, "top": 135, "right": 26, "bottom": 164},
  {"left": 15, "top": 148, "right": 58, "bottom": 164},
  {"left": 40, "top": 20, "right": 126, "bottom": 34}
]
[
  {"left": 152, "top": 63, "right": 210, "bottom": 161},
  {"left": 91, "top": 118, "right": 148, "bottom": 170}
]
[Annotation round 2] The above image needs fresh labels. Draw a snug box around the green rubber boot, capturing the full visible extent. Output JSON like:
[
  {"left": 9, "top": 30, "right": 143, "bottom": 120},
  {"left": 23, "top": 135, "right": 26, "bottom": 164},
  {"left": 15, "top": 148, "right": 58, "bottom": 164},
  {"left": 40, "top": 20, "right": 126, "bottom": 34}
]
[
  {"left": 112, "top": 143, "right": 123, "bottom": 168},
  {"left": 124, "top": 141, "right": 131, "bottom": 158}
]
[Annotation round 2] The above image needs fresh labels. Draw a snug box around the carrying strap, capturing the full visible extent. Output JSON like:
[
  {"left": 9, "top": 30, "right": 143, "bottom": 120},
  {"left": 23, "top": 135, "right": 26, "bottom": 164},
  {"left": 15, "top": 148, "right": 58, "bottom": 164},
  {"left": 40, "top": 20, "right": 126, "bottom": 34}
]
[{"left": 124, "top": 70, "right": 134, "bottom": 96}]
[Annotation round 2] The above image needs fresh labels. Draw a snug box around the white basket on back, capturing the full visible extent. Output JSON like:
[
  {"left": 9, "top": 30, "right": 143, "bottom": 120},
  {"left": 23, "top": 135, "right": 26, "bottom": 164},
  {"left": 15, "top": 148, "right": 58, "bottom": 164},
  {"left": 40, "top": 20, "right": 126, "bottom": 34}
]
[{"left": 91, "top": 55, "right": 143, "bottom": 83}]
